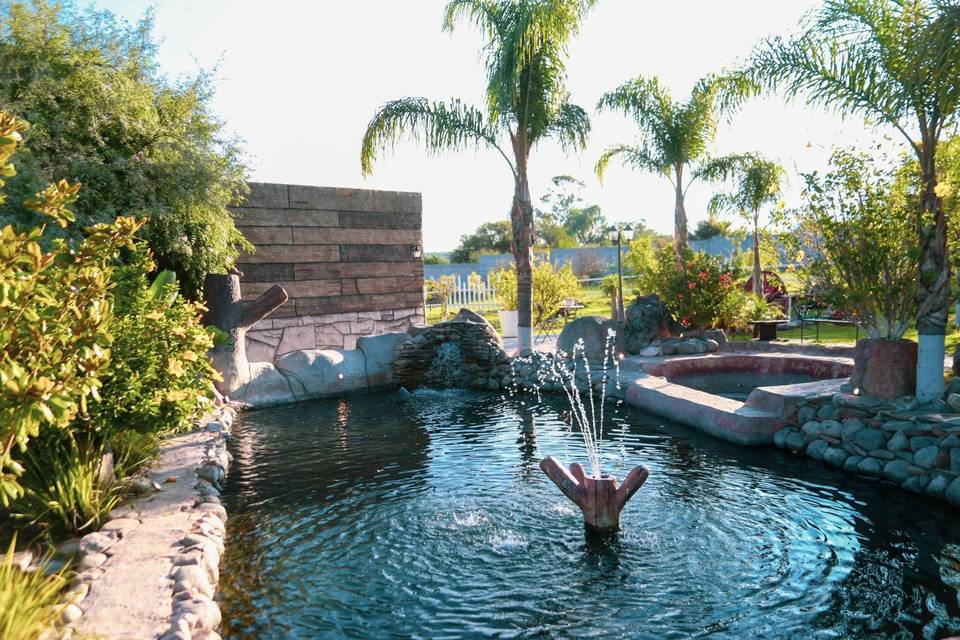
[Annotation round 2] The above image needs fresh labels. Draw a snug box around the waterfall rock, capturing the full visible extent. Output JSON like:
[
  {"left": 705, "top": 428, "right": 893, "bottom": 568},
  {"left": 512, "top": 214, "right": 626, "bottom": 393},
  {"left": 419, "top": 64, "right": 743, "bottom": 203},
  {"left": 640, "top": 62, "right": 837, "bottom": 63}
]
[{"left": 393, "top": 315, "right": 507, "bottom": 389}]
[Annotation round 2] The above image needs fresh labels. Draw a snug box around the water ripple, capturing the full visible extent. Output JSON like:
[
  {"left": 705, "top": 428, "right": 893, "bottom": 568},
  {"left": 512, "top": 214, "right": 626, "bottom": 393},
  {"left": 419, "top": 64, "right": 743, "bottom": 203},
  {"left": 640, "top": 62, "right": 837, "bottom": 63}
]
[{"left": 217, "top": 391, "right": 960, "bottom": 639}]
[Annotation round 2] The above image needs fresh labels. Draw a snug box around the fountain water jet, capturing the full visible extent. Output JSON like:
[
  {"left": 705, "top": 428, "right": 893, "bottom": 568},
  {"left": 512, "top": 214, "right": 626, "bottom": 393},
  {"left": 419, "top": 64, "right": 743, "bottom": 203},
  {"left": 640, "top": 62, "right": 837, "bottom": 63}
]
[{"left": 515, "top": 330, "right": 650, "bottom": 532}]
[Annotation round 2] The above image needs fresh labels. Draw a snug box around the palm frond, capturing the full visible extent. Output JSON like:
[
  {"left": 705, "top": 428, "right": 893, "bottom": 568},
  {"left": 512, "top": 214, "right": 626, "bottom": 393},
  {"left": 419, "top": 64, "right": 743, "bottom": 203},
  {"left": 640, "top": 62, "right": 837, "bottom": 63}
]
[
  {"left": 544, "top": 101, "right": 590, "bottom": 152},
  {"left": 443, "top": 0, "right": 594, "bottom": 138},
  {"left": 595, "top": 144, "right": 666, "bottom": 183},
  {"left": 596, "top": 76, "right": 672, "bottom": 134},
  {"left": 701, "top": 152, "right": 786, "bottom": 216},
  {"left": 746, "top": 0, "right": 960, "bottom": 152},
  {"left": 360, "top": 97, "right": 511, "bottom": 176}
]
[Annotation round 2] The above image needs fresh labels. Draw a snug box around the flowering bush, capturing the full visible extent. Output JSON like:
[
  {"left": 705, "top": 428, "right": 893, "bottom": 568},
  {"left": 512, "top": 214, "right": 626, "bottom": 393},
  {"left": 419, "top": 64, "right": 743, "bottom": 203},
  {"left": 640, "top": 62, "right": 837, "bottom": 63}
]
[{"left": 638, "top": 246, "right": 743, "bottom": 330}]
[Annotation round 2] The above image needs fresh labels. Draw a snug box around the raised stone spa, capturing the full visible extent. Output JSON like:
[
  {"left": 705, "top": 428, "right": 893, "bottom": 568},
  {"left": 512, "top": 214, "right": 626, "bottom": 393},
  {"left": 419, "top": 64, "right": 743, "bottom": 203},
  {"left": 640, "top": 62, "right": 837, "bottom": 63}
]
[{"left": 620, "top": 352, "right": 854, "bottom": 446}]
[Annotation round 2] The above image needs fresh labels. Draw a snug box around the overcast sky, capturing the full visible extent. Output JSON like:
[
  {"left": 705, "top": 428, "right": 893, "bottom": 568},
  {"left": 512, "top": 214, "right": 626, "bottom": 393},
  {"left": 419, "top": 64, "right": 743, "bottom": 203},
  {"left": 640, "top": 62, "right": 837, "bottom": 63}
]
[{"left": 93, "top": 0, "right": 895, "bottom": 251}]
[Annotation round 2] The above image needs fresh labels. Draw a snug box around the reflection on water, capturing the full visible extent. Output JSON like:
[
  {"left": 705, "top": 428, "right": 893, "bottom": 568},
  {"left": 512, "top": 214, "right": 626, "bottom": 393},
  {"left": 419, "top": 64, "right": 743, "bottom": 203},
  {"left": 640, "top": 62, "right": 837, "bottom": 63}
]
[{"left": 218, "top": 389, "right": 960, "bottom": 639}]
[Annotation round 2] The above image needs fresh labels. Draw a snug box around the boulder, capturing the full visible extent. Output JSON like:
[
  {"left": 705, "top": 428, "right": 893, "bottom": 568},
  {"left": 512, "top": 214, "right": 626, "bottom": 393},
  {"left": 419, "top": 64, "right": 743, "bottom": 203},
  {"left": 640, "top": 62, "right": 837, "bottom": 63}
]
[
  {"left": 556, "top": 316, "right": 626, "bottom": 364},
  {"left": 358, "top": 332, "right": 406, "bottom": 388},
  {"left": 233, "top": 361, "right": 296, "bottom": 407},
  {"left": 702, "top": 329, "right": 727, "bottom": 347},
  {"left": 882, "top": 459, "right": 923, "bottom": 484},
  {"left": 913, "top": 445, "right": 939, "bottom": 469},
  {"left": 393, "top": 318, "right": 507, "bottom": 389},
  {"left": 853, "top": 427, "right": 886, "bottom": 452},
  {"left": 806, "top": 439, "right": 829, "bottom": 460},
  {"left": 856, "top": 456, "right": 883, "bottom": 477},
  {"left": 946, "top": 477, "right": 960, "bottom": 507},
  {"left": 276, "top": 349, "right": 368, "bottom": 399},
  {"left": 823, "top": 446, "right": 849, "bottom": 467},
  {"left": 624, "top": 294, "right": 682, "bottom": 355},
  {"left": 850, "top": 338, "right": 917, "bottom": 399}
]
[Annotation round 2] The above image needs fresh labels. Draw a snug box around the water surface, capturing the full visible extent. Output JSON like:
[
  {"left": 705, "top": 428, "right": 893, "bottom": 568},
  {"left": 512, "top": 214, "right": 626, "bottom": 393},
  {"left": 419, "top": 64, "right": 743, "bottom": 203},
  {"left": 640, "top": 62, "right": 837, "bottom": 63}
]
[{"left": 218, "top": 390, "right": 960, "bottom": 639}]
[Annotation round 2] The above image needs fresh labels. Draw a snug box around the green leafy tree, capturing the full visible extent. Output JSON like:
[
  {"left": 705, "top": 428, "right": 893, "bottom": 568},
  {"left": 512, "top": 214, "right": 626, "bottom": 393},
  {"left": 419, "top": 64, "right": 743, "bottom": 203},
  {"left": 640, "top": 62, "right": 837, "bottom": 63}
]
[
  {"left": 746, "top": 0, "right": 960, "bottom": 401},
  {"left": 596, "top": 74, "right": 749, "bottom": 259},
  {"left": 450, "top": 220, "right": 512, "bottom": 262},
  {"left": 791, "top": 149, "right": 917, "bottom": 339},
  {"left": 701, "top": 153, "right": 786, "bottom": 296},
  {"left": 361, "top": 0, "right": 595, "bottom": 351},
  {"left": 491, "top": 257, "right": 579, "bottom": 325},
  {"left": 536, "top": 174, "right": 606, "bottom": 245},
  {"left": 0, "top": 1, "right": 250, "bottom": 296},
  {"left": 688, "top": 216, "right": 731, "bottom": 241}
]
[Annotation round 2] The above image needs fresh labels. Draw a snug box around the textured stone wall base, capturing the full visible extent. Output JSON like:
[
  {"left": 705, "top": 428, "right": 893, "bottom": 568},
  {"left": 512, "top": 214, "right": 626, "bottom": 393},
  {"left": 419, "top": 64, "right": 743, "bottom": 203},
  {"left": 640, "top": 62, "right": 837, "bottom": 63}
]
[{"left": 246, "top": 307, "right": 424, "bottom": 362}]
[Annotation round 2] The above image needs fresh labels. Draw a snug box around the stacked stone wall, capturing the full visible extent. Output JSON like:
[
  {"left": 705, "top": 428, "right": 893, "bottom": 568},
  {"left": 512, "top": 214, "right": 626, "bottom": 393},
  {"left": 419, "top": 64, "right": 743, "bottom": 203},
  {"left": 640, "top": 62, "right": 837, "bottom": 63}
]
[{"left": 231, "top": 182, "right": 425, "bottom": 361}]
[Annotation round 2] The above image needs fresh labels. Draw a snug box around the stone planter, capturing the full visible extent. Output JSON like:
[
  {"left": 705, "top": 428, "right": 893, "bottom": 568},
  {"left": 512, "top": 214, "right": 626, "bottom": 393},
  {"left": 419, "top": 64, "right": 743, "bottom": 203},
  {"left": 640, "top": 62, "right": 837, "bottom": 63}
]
[
  {"left": 499, "top": 310, "right": 518, "bottom": 338},
  {"left": 850, "top": 337, "right": 917, "bottom": 399}
]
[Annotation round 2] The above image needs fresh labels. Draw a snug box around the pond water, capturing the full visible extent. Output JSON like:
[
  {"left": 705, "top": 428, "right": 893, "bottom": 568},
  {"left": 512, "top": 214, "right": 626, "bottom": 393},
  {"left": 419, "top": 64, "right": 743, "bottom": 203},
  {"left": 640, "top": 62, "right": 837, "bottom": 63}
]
[{"left": 218, "top": 390, "right": 960, "bottom": 639}]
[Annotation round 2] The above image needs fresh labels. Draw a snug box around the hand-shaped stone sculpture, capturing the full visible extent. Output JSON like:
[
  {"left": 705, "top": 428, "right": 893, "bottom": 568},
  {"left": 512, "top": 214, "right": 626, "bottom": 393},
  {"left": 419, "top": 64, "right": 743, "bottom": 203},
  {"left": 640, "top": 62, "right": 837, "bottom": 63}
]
[{"left": 540, "top": 456, "right": 649, "bottom": 532}]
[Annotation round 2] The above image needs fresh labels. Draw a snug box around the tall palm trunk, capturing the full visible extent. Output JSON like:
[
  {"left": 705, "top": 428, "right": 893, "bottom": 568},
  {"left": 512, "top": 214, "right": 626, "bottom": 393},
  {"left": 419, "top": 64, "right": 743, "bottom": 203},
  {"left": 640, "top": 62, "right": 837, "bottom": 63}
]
[
  {"left": 915, "top": 144, "right": 950, "bottom": 403},
  {"left": 751, "top": 212, "right": 762, "bottom": 298},
  {"left": 673, "top": 164, "right": 687, "bottom": 262},
  {"left": 511, "top": 137, "right": 535, "bottom": 352}
]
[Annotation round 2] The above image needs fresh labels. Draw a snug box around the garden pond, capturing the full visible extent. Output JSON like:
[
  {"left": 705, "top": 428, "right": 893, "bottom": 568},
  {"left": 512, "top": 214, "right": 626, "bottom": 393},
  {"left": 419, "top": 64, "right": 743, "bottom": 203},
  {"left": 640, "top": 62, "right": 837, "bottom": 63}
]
[{"left": 217, "top": 390, "right": 960, "bottom": 639}]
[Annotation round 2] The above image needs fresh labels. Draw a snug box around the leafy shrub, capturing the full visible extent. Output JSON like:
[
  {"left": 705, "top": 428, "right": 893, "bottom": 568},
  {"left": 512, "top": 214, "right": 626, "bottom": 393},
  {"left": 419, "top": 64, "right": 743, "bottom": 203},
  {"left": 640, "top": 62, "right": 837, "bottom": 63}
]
[
  {"left": 425, "top": 275, "right": 456, "bottom": 319},
  {"left": 9, "top": 432, "right": 120, "bottom": 540},
  {"left": 110, "top": 430, "right": 162, "bottom": 479},
  {"left": 638, "top": 246, "right": 742, "bottom": 330},
  {"left": 0, "top": 113, "right": 141, "bottom": 506},
  {"left": 0, "top": 537, "right": 68, "bottom": 640},
  {"left": 490, "top": 267, "right": 518, "bottom": 311},
  {"left": 75, "top": 262, "right": 217, "bottom": 440},
  {"left": 491, "top": 258, "right": 580, "bottom": 324}
]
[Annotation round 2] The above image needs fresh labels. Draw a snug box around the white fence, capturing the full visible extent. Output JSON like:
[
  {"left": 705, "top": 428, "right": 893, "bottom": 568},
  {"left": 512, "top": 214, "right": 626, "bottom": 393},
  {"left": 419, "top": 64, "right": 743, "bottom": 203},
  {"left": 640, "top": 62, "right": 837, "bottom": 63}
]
[{"left": 425, "top": 274, "right": 500, "bottom": 313}]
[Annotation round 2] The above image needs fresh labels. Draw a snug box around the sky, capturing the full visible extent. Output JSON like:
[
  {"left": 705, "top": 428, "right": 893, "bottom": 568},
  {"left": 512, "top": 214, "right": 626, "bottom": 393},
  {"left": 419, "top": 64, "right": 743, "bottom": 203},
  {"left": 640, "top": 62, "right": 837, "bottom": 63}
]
[{"left": 93, "top": 0, "right": 896, "bottom": 252}]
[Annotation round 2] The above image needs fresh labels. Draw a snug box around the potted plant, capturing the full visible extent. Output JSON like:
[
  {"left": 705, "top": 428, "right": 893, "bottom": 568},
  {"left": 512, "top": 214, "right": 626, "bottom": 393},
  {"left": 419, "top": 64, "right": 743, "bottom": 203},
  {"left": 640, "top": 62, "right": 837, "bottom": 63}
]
[{"left": 490, "top": 268, "right": 519, "bottom": 338}]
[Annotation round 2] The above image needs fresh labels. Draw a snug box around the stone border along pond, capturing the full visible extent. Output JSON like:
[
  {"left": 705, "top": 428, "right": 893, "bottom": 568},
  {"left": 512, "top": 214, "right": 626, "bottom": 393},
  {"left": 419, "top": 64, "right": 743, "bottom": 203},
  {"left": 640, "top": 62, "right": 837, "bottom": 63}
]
[
  {"left": 34, "top": 403, "right": 234, "bottom": 640},
  {"left": 775, "top": 388, "right": 960, "bottom": 507}
]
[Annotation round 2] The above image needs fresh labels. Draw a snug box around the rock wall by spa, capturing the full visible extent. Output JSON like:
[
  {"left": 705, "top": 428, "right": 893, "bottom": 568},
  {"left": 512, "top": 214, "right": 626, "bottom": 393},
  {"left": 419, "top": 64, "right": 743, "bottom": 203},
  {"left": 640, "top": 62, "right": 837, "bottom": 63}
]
[
  {"left": 231, "top": 182, "right": 426, "bottom": 362},
  {"left": 774, "top": 392, "right": 960, "bottom": 508}
]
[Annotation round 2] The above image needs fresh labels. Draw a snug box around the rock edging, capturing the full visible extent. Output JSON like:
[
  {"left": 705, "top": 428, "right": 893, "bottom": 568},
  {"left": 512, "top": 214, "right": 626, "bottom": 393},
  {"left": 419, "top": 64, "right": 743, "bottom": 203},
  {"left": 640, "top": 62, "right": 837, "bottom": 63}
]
[
  {"left": 774, "top": 393, "right": 960, "bottom": 508},
  {"left": 53, "top": 404, "right": 235, "bottom": 640},
  {"left": 162, "top": 409, "right": 233, "bottom": 640}
]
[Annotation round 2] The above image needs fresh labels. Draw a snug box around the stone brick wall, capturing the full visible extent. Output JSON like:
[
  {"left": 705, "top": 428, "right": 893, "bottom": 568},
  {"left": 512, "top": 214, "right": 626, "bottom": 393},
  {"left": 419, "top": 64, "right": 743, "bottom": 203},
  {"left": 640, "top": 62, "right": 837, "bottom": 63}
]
[{"left": 232, "top": 182, "right": 425, "bottom": 362}]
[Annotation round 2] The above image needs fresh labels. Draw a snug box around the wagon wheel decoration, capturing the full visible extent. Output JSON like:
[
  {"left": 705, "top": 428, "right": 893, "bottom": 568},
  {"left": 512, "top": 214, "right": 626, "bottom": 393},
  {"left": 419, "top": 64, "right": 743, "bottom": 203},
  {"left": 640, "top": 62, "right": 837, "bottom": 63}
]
[{"left": 743, "top": 270, "right": 788, "bottom": 303}]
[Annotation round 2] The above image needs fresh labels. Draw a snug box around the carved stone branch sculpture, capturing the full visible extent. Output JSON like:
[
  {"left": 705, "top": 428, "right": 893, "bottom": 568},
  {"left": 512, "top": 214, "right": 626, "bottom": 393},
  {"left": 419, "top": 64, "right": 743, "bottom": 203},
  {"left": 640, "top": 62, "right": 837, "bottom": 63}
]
[
  {"left": 539, "top": 456, "right": 649, "bottom": 532},
  {"left": 204, "top": 273, "right": 288, "bottom": 395}
]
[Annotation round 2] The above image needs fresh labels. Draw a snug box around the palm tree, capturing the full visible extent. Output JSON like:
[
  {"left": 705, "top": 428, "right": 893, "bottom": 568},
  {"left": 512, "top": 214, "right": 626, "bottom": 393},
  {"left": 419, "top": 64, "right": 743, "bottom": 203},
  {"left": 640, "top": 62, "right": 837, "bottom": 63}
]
[
  {"left": 701, "top": 153, "right": 786, "bottom": 297},
  {"left": 360, "top": 0, "right": 594, "bottom": 351},
  {"left": 746, "top": 0, "right": 960, "bottom": 402},
  {"left": 595, "top": 75, "right": 746, "bottom": 260}
]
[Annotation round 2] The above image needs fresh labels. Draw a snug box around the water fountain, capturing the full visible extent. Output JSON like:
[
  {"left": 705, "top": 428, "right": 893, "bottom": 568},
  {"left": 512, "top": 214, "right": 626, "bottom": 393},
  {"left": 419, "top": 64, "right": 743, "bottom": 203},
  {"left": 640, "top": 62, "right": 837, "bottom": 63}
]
[{"left": 516, "top": 330, "right": 650, "bottom": 532}]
